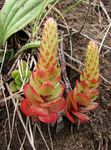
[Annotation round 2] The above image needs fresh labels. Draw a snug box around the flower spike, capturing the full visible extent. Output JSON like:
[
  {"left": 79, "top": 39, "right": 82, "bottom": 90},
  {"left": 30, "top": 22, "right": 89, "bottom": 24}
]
[
  {"left": 20, "top": 18, "right": 66, "bottom": 123},
  {"left": 37, "top": 18, "right": 58, "bottom": 70},
  {"left": 66, "top": 41, "right": 100, "bottom": 123}
]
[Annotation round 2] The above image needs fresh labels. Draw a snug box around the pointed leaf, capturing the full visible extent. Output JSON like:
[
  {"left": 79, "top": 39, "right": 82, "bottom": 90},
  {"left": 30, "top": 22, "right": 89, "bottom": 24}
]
[
  {"left": 23, "top": 84, "right": 44, "bottom": 104},
  {"left": 40, "top": 97, "right": 65, "bottom": 111},
  {"left": 39, "top": 112, "right": 58, "bottom": 123},
  {"left": 38, "top": 82, "right": 54, "bottom": 96},
  {"left": 47, "top": 83, "right": 64, "bottom": 101},
  {"left": 11, "top": 70, "right": 19, "bottom": 78},
  {"left": 9, "top": 81, "right": 18, "bottom": 92},
  {"left": 72, "top": 111, "right": 90, "bottom": 122},
  {"left": 15, "top": 75, "right": 22, "bottom": 87},
  {"left": 48, "top": 98, "right": 66, "bottom": 112},
  {"left": 76, "top": 93, "right": 90, "bottom": 106},
  {"left": 66, "top": 111, "right": 75, "bottom": 123},
  {"left": 20, "top": 98, "right": 35, "bottom": 116},
  {"left": 20, "top": 99, "right": 49, "bottom": 117},
  {"left": 67, "top": 90, "right": 78, "bottom": 111}
]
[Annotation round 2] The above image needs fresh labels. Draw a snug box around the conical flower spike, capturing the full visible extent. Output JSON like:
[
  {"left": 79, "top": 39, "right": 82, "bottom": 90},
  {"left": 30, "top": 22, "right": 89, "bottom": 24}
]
[
  {"left": 37, "top": 18, "right": 58, "bottom": 70},
  {"left": 80, "top": 41, "right": 99, "bottom": 85},
  {"left": 20, "top": 18, "right": 66, "bottom": 123},
  {"left": 66, "top": 41, "right": 100, "bottom": 123}
]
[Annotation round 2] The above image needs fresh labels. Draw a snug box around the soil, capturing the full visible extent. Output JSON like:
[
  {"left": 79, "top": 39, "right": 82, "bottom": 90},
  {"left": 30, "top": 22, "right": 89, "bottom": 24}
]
[{"left": 0, "top": 0, "right": 111, "bottom": 150}]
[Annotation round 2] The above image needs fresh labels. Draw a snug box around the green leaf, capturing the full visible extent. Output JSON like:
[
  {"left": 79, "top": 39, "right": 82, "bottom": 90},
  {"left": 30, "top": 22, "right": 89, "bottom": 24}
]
[
  {"left": 15, "top": 75, "right": 22, "bottom": 87},
  {"left": 9, "top": 81, "right": 18, "bottom": 92},
  {"left": 11, "top": 60, "right": 31, "bottom": 89},
  {"left": 15, "top": 41, "right": 41, "bottom": 56},
  {"left": 0, "top": 0, "right": 50, "bottom": 46},
  {"left": 16, "top": 84, "right": 22, "bottom": 90},
  {"left": 15, "top": 39, "right": 61, "bottom": 56},
  {"left": 11, "top": 70, "right": 19, "bottom": 78}
]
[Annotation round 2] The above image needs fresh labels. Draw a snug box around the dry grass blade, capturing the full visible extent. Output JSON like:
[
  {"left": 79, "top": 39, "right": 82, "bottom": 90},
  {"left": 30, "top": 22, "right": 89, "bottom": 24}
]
[
  {"left": 59, "top": 35, "right": 72, "bottom": 92},
  {"left": 36, "top": 123, "right": 50, "bottom": 150},
  {"left": 2, "top": 85, "right": 12, "bottom": 150},
  {"left": 48, "top": 124, "right": 54, "bottom": 150},
  {"left": 98, "top": 1, "right": 111, "bottom": 53},
  {"left": 15, "top": 124, "right": 25, "bottom": 150},
  {"left": 19, "top": 133, "right": 26, "bottom": 150}
]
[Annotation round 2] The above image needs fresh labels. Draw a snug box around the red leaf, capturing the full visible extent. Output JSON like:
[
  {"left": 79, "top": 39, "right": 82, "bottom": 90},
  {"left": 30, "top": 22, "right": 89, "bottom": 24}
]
[
  {"left": 49, "top": 98, "right": 66, "bottom": 112},
  {"left": 90, "top": 78, "right": 98, "bottom": 84},
  {"left": 80, "top": 81, "right": 89, "bottom": 91},
  {"left": 20, "top": 99, "right": 35, "bottom": 116},
  {"left": 66, "top": 111, "right": 75, "bottom": 123},
  {"left": 23, "top": 84, "right": 44, "bottom": 104},
  {"left": 39, "top": 112, "right": 58, "bottom": 123},
  {"left": 40, "top": 98, "right": 66, "bottom": 112},
  {"left": 72, "top": 111, "right": 90, "bottom": 122},
  {"left": 30, "top": 105, "right": 49, "bottom": 117},
  {"left": 76, "top": 93, "right": 90, "bottom": 106},
  {"left": 89, "top": 90, "right": 99, "bottom": 98},
  {"left": 67, "top": 90, "right": 78, "bottom": 111},
  {"left": 20, "top": 99, "right": 49, "bottom": 117},
  {"left": 36, "top": 70, "right": 45, "bottom": 78}
]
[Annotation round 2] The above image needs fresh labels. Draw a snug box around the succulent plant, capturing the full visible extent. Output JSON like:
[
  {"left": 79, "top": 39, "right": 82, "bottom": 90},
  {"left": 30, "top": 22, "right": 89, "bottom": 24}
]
[
  {"left": 20, "top": 18, "right": 66, "bottom": 123},
  {"left": 9, "top": 60, "right": 31, "bottom": 92},
  {"left": 66, "top": 41, "right": 100, "bottom": 123}
]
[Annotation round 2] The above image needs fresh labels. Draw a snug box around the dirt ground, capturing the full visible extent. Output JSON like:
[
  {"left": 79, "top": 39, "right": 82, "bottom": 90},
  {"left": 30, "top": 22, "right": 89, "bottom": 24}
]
[{"left": 0, "top": 0, "right": 111, "bottom": 150}]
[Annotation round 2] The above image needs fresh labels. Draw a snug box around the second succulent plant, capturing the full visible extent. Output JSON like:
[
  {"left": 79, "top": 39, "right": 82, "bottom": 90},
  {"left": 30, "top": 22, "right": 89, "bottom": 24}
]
[{"left": 65, "top": 41, "right": 100, "bottom": 123}]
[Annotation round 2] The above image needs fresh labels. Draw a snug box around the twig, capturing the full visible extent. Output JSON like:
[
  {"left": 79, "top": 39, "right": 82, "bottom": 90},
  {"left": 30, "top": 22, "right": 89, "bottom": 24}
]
[
  {"left": 56, "top": 0, "right": 85, "bottom": 20},
  {"left": 98, "top": 1, "right": 111, "bottom": 53},
  {"left": 4, "top": 119, "right": 8, "bottom": 148},
  {"left": 71, "top": 124, "right": 75, "bottom": 142},
  {"left": 59, "top": 35, "right": 72, "bottom": 92},
  {"left": 77, "top": 0, "right": 92, "bottom": 36},
  {"left": 0, "top": 91, "right": 23, "bottom": 104},
  {"left": 15, "top": 124, "right": 25, "bottom": 150},
  {"left": 36, "top": 123, "right": 50, "bottom": 150},
  {"left": 2, "top": 84, "right": 13, "bottom": 150},
  {"left": 7, "top": 55, "right": 20, "bottom": 77},
  {"left": 48, "top": 124, "right": 54, "bottom": 150},
  {"left": 66, "top": 62, "right": 81, "bottom": 73},
  {"left": 98, "top": 23, "right": 111, "bottom": 53},
  {"left": 100, "top": 1, "right": 111, "bottom": 23},
  {"left": 19, "top": 133, "right": 26, "bottom": 150}
]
